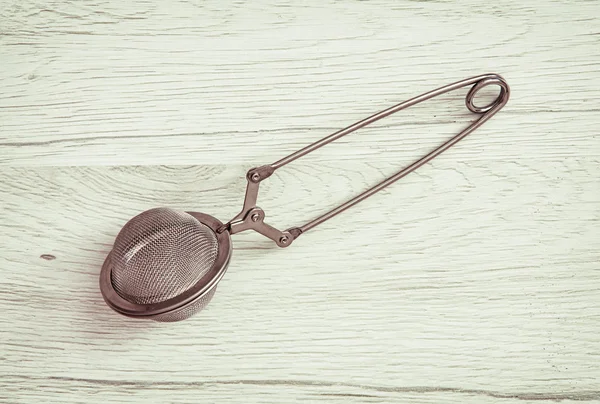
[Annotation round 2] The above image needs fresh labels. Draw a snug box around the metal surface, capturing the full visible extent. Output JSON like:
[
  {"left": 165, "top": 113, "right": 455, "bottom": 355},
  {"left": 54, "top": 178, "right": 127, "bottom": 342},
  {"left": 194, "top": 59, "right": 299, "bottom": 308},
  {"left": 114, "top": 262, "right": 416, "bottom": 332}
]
[
  {"left": 100, "top": 73, "right": 509, "bottom": 321},
  {"left": 151, "top": 287, "right": 219, "bottom": 322}
]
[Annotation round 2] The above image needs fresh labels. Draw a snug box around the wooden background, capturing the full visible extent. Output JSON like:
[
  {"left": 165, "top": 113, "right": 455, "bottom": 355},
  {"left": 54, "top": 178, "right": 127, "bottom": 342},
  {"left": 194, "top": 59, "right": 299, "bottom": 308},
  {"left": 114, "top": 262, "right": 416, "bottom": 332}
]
[{"left": 1, "top": 0, "right": 599, "bottom": 402}]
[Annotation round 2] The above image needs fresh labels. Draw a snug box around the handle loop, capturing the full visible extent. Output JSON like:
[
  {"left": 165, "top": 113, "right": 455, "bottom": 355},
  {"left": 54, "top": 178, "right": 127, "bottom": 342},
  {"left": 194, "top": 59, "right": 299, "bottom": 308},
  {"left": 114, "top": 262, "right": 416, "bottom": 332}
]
[{"left": 222, "top": 73, "right": 510, "bottom": 247}]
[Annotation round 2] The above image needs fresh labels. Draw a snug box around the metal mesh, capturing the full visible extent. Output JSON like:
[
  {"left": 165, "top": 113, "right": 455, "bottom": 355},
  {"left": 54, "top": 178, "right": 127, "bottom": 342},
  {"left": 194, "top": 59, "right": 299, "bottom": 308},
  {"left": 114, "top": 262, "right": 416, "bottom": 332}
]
[{"left": 110, "top": 208, "right": 219, "bottom": 305}]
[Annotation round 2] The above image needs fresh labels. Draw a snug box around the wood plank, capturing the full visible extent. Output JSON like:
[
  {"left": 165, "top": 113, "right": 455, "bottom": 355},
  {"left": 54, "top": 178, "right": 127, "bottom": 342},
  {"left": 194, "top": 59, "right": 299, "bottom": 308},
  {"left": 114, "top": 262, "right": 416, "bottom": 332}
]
[
  {"left": 0, "top": 160, "right": 598, "bottom": 402},
  {"left": 1, "top": 1, "right": 599, "bottom": 166}
]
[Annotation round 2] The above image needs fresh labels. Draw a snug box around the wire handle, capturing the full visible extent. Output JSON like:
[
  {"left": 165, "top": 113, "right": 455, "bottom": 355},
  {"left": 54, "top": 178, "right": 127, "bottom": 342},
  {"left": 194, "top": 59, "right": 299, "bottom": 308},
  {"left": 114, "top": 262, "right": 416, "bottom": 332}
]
[{"left": 222, "top": 73, "right": 510, "bottom": 247}]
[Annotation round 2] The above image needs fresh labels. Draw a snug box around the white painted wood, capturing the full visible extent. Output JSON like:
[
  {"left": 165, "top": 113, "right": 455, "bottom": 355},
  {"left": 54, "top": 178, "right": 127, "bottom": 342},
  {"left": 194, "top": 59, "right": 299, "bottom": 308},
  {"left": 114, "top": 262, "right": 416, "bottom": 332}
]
[
  {"left": 0, "top": 0, "right": 599, "bottom": 403},
  {"left": 1, "top": 0, "right": 599, "bottom": 167}
]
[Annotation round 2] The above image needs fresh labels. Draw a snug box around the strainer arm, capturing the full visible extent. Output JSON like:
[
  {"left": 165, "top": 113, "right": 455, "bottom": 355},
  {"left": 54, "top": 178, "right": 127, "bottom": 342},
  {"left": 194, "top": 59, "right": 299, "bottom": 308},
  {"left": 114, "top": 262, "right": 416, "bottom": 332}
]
[{"left": 223, "top": 74, "right": 509, "bottom": 248}]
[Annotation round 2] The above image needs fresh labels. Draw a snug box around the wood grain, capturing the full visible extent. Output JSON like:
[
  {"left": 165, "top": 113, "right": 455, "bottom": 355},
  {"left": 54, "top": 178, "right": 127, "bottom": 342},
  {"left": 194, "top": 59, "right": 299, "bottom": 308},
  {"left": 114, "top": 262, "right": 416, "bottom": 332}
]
[
  {"left": 1, "top": 0, "right": 599, "bottom": 403},
  {"left": 1, "top": 0, "right": 599, "bottom": 166},
  {"left": 1, "top": 160, "right": 599, "bottom": 403}
]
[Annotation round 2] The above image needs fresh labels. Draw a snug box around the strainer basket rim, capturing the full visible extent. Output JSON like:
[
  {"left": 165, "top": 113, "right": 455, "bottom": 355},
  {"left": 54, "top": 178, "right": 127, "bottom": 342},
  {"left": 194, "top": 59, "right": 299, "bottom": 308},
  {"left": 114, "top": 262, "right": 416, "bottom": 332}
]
[{"left": 99, "top": 211, "right": 232, "bottom": 318}]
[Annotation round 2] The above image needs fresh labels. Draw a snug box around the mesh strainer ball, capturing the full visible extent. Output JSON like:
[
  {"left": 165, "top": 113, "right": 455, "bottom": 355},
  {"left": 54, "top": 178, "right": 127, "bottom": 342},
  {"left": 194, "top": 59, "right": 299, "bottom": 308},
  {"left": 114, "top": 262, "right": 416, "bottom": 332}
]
[
  {"left": 99, "top": 74, "right": 510, "bottom": 321},
  {"left": 100, "top": 209, "right": 232, "bottom": 322}
]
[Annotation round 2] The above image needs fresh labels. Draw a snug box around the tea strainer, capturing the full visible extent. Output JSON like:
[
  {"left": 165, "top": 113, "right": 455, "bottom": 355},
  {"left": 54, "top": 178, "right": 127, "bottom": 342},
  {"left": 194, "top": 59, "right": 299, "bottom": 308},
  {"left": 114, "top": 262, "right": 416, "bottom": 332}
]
[{"left": 100, "top": 73, "right": 510, "bottom": 321}]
